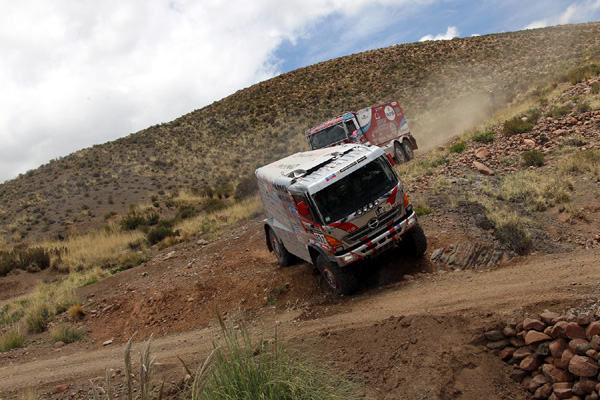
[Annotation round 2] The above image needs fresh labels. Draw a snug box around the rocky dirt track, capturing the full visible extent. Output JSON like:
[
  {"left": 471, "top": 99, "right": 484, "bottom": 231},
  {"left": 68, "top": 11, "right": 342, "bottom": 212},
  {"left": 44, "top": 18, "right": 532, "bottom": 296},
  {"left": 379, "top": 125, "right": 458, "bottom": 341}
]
[
  {"left": 2, "top": 83, "right": 600, "bottom": 398},
  {"left": 1, "top": 214, "right": 599, "bottom": 399}
]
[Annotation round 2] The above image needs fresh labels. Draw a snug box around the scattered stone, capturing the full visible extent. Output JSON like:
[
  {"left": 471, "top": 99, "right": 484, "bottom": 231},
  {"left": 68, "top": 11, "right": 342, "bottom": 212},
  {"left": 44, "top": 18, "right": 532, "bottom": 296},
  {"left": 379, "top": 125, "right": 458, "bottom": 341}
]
[
  {"left": 473, "top": 161, "right": 495, "bottom": 175},
  {"left": 586, "top": 322, "right": 600, "bottom": 339},
  {"left": 103, "top": 340, "right": 113, "bottom": 346},
  {"left": 542, "top": 364, "right": 574, "bottom": 383},
  {"left": 520, "top": 355, "right": 542, "bottom": 371},
  {"left": 566, "top": 323, "right": 587, "bottom": 339},
  {"left": 524, "top": 318, "right": 547, "bottom": 332},
  {"left": 550, "top": 339, "right": 569, "bottom": 358},
  {"left": 53, "top": 341, "right": 65, "bottom": 349},
  {"left": 53, "top": 385, "right": 68, "bottom": 394},
  {"left": 569, "top": 338, "right": 591, "bottom": 355},
  {"left": 526, "top": 330, "right": 552, "bottom": 345},
  {"left": 569, "top": 355, "right": 599, "bottom": 377},
  {"left": 485, "top": 329, "right": 506, "bottom": 342}
]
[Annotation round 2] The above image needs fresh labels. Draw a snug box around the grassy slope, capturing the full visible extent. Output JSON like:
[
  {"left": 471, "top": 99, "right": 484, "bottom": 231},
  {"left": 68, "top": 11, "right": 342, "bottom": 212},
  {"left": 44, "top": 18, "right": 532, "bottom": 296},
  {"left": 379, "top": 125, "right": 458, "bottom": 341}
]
[{"left": 1, "top": 22, "right": 600, "bottom": 245}]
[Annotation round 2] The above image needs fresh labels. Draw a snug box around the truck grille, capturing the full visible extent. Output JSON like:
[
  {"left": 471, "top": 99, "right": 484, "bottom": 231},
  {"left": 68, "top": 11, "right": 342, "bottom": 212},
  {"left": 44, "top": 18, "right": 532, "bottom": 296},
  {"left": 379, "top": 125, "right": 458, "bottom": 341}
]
[{"left": 345, "top": 208, "right": 400, "bottom": 244}]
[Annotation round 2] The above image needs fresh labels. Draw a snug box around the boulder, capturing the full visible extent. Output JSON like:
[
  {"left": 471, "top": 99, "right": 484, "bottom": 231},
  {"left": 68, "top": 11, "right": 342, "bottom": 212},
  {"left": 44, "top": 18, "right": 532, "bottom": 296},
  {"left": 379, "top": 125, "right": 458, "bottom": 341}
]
[
  {"left": 473, "top": 161, "right": 495, "bottom": 176},
  {"left": 568, "top": 355, "right": 599, "bottom": 377}
]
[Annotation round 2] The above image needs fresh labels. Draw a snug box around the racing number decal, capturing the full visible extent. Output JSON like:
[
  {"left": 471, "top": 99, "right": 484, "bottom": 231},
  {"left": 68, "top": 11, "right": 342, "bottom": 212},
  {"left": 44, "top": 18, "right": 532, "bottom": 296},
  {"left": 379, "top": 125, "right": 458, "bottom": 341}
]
[{"left": 314, "top": 233, "right": 328, "bottom": 246}]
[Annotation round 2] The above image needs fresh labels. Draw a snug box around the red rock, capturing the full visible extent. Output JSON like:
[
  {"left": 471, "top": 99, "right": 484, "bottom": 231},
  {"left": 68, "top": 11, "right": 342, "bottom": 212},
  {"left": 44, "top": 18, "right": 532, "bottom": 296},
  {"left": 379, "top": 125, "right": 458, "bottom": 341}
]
[
  {"left": 552, "top": 385, "right": 573, "bottom": 399},
  {"left": 510, "top": 369, "right": 529, "bottom": 383},
  {"left": 586, "top": 349, "right": 599, "bottom": 361},
  {"left": 533, "top": 383, "right": 553, "bottom": 399},
  {"left": 586, "top": 322, "right": 600, "bottom": 339},
  {"left": 566, "top": 322, "right": 587, "bottom": 339},
  {"left": 572, "top": 379, "right": 598, "bottom": 396},
  {"left": 487, "top": 339, "right": 511, "bottom": 350},
  {"left": 529, "top": 374, "right": 549, "bottom": 392},
  {"left": 540, "top": 311, "right": 561, "bottom": 324},
  {"left": 473, "top": 161, "right": 494, "bottom": 175},
  {"left": 485, "top": 329, "right": 506, "bottom": 341},
  {"left": 520, "top": 355, "right": 542, "bottom": 371},
  {"left": 569, "top": 338, "right": 591, "bottom": 355},
  {"left": 554, "top": 129, "right": 566, "bottom": 135},
  {"left": 523, "top": 139, "right": 536, "bottom": 147},
  {"left": 551, "top": 321, "right": 570, "bottom": 338},
  {"left": 577, "top": 313, "right": 593, "bottom": 326},
  {"left": 524, "top": 318, "right": 547, "bottom": 331},
  {"left": 514, "top": 346, "right": 533, "bottom": 361},
  {"left": 542, "top": 364, "right": 574, "bottom": 383},
  {"left": 499, "top": 347, "right": 516, "bottom": 360},
  {"left": 475, "top": 147, "right": 490, "bottom": 159},
  {"left": 53, "top": 385, "right": 68, "bottom": 394},
  {"left": 503, "top": 326, "right": 517, "bottom": 337},
  {"left": 510, "top": 336, "right": 526, "bottom": 347},
  {"left": 590, "top": 335, "right": 600, "bottom": 351},
  {"left": 568, "top": 355, "right": 599, "bottom": 377},
  {"left": 550, "top": 338, "right": 569, "bottom": 358},
  {"left": 526, "top": 330, "right": 552, "bottom": 345}
]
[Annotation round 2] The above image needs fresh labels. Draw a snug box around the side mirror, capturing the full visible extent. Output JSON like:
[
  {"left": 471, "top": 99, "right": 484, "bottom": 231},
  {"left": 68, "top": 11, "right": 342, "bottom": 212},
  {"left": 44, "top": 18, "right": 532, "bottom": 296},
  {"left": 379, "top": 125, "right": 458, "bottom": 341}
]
[
  {"left": 297, "top": 201, "right": 310, "bottom": 217},
  {"left": 386, "top": 153, "right": 395, "bottom": 167}
]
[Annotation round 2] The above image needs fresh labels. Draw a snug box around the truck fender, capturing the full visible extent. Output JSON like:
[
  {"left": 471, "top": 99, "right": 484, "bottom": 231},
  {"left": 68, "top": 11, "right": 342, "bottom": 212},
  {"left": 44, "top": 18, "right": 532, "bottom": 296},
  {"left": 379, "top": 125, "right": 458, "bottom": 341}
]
[
  {"left": 307, "top": 244, "right": 328, "bottom": 266},
  {"left": 263, "top": 223, "right": 274, "bottom": 252}
]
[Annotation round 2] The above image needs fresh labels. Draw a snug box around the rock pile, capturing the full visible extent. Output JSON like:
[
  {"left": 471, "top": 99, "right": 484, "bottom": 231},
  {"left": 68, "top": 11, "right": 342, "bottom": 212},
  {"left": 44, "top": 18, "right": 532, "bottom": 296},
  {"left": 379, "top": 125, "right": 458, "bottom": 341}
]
[{"left": 487, "top": 310, "right": 600, "bottom": 399}]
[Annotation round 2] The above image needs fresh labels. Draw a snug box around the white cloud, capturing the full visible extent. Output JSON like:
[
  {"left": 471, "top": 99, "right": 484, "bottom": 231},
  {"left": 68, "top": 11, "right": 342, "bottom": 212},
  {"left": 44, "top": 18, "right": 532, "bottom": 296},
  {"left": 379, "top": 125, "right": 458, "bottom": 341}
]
[
  {"left": 419, "top": 26, "right": 460, "bottom": 42},
  {"left": 525, "top": 0, "right": 600, "bottom": 29},
  {"left": 0, "top": 0, "right": 419, "bottom": 182}
]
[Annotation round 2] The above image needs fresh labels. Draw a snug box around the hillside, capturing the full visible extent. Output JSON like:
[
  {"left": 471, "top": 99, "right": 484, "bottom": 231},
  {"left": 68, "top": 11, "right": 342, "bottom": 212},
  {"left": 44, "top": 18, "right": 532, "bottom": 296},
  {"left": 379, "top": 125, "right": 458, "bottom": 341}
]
[{"left": 1, "top": 22, "right": 600, "bottom": 246}]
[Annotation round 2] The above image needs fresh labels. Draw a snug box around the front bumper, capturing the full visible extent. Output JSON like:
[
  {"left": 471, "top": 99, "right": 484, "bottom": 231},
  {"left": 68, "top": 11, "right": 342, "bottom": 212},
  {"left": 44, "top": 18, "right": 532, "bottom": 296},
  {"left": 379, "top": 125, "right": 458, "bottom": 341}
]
[{"left": 333, "top": 210, "right": 418, "bottom": 266}]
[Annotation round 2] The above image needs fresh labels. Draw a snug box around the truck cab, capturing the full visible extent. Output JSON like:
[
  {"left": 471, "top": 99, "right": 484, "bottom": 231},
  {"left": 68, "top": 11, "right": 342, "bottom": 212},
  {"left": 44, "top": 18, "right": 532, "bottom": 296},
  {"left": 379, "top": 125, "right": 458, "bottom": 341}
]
[
  {"left": 256, "top": 144, "right": 427, "bottom": 295},
  {"left": 305, "top": 100, "right": 419, "bottom": 164}
]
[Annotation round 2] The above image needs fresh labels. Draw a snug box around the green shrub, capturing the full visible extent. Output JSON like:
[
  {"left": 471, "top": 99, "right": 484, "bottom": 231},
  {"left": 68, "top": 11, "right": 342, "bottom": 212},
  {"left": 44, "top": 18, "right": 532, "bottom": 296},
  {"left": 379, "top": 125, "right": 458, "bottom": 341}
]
[
  {"left": 414, "top": 205, "right": 434, "bottom": 216},
  {"left": 502, "top": 116, "right": 534, "bottom": 136},
  {"left": 25, "top": 303, "right": 50, "bottom": 333},
  {"left": 592, "top": 82, "right": 600, "bottom": 95},
  {"left": 473, "top": 131, "right": 495, "bottom": 143},
  {"left": 203, "top": 198, "right": 226, "bottom": 214},
  {"left": 234, "top": 174, "right": 259, "bottom": 201},
  {"left": 0, "top": 328, "right": 25, "bottom": 352},
  {"left": 176, "top": 205, "right": 197, "bottom": 220},
  {"left": 546, "top": 104, "right": 572, "bottom": 119},
  {"left": 50, "top": 323, "right": 85, "bottom": 344},
  {"left": 449, "top": 141, "right": 466, "bottom": 153},
  {"left": 521, "top": 150, "right": 545, "bottom": 167},
  {"left": 0, "top": 246, "right": 52, "bottom": 277},
  {"left": 192, "top": 311, "right": 361, "bottom": 400},
  {"left": 565, "top": 64, "right": 600, "bottom": 84},
  {"left": 147, "top": 226, "right": 178, "bottom": 245}
]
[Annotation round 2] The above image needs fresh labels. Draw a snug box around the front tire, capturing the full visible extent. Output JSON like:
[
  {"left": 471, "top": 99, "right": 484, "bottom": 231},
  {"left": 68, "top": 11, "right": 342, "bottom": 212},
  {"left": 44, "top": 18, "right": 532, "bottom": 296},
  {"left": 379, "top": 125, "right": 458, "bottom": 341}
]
[
  {"left": 315, "top": 255, "right": 358, "bottom": 295},
  {"left": 394, "top": 142, "right": 407, "bottom": 164},
  {"left": 402, "top": 140, "right": 414, "bottom": 160},
  {"left": 402, "top": 224, "right": 427, "bottom": 257},
  {"left": 268, "top": 228, "right": 294, "bottom": 267}
]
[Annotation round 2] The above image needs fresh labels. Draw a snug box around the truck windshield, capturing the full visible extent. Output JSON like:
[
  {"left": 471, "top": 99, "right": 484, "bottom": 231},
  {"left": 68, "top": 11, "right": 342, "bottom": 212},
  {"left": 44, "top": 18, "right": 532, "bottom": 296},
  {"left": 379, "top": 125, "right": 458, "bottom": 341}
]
[
  {"left": 312, "top": 157, "right": 397, "bottom": 224},
  {"left": 308, "top": 125, "right": 347, "bottom": 149}
]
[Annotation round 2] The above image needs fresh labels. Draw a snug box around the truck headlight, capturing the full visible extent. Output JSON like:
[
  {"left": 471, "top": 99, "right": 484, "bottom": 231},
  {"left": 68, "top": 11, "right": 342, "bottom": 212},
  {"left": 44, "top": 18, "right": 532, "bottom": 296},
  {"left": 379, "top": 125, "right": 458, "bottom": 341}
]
[{"left": 341, "top": 253, "right": 357, "bottom": 263}]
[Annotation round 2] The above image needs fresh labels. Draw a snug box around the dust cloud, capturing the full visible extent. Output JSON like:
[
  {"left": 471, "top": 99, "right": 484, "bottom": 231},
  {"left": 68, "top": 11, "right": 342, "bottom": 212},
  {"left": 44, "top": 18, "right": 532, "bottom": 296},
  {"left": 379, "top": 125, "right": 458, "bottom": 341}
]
[{"left": 410, "top": 90, "right": 499, "bottom": 153}]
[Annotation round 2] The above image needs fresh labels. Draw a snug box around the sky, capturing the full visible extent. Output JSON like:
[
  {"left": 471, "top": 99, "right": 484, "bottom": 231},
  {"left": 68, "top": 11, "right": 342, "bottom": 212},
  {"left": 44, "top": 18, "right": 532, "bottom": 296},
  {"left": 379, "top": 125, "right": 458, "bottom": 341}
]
[{"left": 1, "top": 0, "right": 600, "bottom": 183}]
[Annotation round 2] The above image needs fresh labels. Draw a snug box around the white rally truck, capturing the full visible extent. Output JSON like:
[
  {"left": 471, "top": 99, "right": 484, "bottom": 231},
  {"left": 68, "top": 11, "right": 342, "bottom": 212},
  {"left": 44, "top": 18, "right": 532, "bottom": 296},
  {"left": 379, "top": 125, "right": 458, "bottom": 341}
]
[
  {"left": 255, "top": 144, "right": 427, "bottom": 295},
  {"left": 305, "top": 100, "right": 418, "bottom": 164}
]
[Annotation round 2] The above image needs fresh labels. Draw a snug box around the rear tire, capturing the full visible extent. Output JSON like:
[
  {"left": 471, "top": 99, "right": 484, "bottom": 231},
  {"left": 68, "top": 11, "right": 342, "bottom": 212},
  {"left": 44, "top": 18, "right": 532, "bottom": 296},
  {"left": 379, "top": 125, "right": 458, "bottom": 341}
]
[
  {"left": 402, "top": 224, "right": 427, "bottom": 257},
  {"left": 268, "top": 228, "right": 294, "bottom": 267},
  {"left": 315, "top": 255, "right": 358, "bottom": 295},
  {"left": 402, "top": 140, "right": 414, "bottom": 160},
  {"left": 394, "top": 142, "right": 407, "bottom": 164}
]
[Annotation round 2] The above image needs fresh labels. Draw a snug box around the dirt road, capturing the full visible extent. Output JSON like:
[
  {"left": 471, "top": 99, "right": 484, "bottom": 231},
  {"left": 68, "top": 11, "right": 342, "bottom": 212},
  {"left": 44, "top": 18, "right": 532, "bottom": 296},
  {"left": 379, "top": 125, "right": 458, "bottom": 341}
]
[{"left": 2, "top": 239, "right": 599, "bottom": 399}]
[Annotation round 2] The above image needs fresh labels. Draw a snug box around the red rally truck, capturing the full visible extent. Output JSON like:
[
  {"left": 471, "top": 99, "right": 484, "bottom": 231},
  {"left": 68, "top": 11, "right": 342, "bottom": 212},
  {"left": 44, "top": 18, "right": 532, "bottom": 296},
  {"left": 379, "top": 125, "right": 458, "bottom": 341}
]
[
  {"left": 305, "top": 100, "right": 418, "bottom": 164},
  {"left": 255, "top": 144, "right": 427, "bottom": 295}
]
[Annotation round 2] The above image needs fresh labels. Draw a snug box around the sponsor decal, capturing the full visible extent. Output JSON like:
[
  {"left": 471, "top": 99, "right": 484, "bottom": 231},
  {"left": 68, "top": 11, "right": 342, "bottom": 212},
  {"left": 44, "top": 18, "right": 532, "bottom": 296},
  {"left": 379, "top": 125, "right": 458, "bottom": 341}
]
[
  {"left": 385, "top": 105, "right": 396, "bottom": 121},
  {"left": 325, "top": 173, "right": 337, "bottom": 181},
  {"left": 288, "top": 205, "right": 298, "bottom": 215}
]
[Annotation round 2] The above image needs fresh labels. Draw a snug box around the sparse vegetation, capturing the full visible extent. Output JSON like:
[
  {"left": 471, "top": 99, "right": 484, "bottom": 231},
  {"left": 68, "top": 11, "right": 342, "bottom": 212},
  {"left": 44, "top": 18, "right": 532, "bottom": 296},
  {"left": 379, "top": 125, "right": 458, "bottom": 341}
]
[
  {"left": 449, "top": 141, "right": 466, "bottom": 153},
  {"left": 521, "top": 150, "right": 545, "bottom": 167},
  {"left": 0, "top": 327, "right": 25, "bottom": 352},
  {"left": 502, "top": 116, "right": 534, "bottom": 136},
  {"left": 50, "top": 322, "right": 85, "bottom": 344},
  {"left": 472, "top": 131, "right": 495, "bottom": 143}
]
